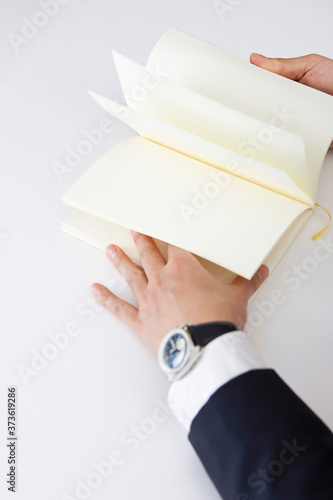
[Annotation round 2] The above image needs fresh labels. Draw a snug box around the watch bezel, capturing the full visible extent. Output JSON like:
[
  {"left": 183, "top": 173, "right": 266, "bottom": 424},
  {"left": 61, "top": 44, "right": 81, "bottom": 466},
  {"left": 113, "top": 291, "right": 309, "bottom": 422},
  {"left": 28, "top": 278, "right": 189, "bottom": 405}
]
[{"left": 158, "top": 326, "right": 201, "bottom": 381}]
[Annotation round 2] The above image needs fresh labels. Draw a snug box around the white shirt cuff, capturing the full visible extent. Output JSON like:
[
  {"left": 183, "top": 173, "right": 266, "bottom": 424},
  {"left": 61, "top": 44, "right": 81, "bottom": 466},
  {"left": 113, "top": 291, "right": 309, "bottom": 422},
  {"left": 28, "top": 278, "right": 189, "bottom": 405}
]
[{"left": 167, "top": 330, "right": 266, "bottom": 432}]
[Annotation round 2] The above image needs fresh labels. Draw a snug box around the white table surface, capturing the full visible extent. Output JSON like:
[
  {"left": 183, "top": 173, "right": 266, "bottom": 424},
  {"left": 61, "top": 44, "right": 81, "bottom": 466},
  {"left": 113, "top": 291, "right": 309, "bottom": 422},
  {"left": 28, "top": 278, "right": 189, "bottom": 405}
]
[{"left": 1, "top": 0, "right": 333, "bottom": 498}]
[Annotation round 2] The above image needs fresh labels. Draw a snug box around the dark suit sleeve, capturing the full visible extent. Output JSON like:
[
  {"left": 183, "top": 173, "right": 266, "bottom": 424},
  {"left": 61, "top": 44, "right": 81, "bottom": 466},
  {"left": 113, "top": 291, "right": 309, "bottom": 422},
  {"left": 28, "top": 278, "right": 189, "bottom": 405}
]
[{"left": 188, "top": 369, "right": 333, "bottom": 500}]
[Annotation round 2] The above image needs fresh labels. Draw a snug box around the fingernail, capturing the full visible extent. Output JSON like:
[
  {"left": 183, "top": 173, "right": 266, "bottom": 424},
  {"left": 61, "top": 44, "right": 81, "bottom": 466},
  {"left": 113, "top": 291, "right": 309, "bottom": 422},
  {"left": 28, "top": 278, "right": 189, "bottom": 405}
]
[
  {"left": 107, "top": 244, "right": 118, "bottom": 259},
  {"left": 91, "top": 283, "right": 101, "bottom": 296},
  {"left": 131, "top": 229, "right": 137, "bottom": 238},
  {"left": 258, "top": 265, "right": 269, "bottom": 282}
]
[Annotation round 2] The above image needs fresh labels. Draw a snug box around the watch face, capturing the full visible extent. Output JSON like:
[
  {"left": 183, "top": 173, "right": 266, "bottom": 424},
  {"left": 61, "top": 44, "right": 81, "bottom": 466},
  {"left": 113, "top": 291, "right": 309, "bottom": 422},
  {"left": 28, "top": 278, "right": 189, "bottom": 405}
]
[{"left": 163, "top": 333, "right": 187, "bottom": 370}]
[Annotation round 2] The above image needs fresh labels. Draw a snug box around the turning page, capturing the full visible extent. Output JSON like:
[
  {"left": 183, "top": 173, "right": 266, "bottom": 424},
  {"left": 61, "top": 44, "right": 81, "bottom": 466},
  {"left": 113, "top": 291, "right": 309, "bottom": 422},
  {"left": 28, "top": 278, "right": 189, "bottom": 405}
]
[
  {"left": 111, "top": 51, "right": 310, "bottom": 200},
  {"left": 146, "top": 28, "right": 333, "bottom": 198}
]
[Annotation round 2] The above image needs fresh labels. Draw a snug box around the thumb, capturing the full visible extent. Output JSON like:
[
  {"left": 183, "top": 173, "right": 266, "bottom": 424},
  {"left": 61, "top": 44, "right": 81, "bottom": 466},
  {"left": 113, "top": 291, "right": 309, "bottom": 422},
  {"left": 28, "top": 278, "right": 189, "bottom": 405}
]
[
  {"left": 250, "top": 53, "right": 309, "bottom": 81},
  {"left": 232, "top": 264, "right": 269, "bottom": 299}
]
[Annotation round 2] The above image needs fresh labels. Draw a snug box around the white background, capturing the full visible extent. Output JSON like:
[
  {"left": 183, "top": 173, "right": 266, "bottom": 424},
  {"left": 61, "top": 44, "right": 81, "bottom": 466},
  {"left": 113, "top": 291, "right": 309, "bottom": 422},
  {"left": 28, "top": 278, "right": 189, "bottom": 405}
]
[{"left": 1, "top": 0, "right": 333, "bottom": 499}]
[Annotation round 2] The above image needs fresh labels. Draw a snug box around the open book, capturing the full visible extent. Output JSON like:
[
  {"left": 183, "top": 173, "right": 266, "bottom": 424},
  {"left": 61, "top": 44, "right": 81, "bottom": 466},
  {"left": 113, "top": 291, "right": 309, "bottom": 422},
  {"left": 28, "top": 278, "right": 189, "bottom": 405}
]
[{"left": 62, "top": 28, "right": 333, "bottom": 283}]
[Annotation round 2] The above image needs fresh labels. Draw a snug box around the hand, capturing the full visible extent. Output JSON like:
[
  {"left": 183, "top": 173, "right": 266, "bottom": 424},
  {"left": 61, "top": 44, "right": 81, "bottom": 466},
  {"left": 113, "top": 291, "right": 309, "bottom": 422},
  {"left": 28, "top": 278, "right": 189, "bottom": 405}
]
[
  {"left": 250, "top": 52, "right": 333, "bottom": 149},
  {"left": 250, "top": 53, "right": 333, "bottom": 95},
  {"left": 91, "top": 231, "right": 269, "bottom": 356}
]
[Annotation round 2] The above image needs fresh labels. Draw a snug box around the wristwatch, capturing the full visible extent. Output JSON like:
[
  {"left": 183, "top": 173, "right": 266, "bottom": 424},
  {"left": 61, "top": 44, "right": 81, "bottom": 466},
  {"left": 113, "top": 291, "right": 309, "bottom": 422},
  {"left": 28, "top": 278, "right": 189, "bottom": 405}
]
[{"left": 158, "top": 321, "right": 238, "bottom": 381}]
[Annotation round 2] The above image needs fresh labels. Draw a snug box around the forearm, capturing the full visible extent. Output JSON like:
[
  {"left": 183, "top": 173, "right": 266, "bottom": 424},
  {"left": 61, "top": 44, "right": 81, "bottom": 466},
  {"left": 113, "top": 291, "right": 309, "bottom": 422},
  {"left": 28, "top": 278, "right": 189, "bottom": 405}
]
[{"left": 169, "top": 333, "right": 333, "bottom": 499}]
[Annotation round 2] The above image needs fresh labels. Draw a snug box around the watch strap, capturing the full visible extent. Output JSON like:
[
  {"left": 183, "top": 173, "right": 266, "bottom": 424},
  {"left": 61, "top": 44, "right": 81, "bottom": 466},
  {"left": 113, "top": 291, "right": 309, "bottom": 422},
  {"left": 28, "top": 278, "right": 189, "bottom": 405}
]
[{"left": 187, "top": 321, "right": 238, "bottom": 347}]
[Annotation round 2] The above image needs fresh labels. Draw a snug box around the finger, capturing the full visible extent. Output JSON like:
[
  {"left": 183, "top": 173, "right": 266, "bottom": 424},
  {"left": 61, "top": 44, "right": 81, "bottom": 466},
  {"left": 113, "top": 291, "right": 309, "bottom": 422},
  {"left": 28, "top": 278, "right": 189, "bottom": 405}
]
[
  {"left": 232, "top": 264, "right": 269, "bottom": 299},
  {"left": 250, "top": 53, "right": 308, "bottom": 81},
  {"left": 131, "top": 231, "right": 166, "bottom": 278},
  {"left": 165, "top": 243, "right": 199, "bottom": 271},
  {"left": 166, "top": 242, "right": 195, "bottom": 261},
  {"left": 106, "top": 244, "right": 147, "bottom": 296},
  {"left": 91, "top": 282, "right": 139, "bottom": 328}
]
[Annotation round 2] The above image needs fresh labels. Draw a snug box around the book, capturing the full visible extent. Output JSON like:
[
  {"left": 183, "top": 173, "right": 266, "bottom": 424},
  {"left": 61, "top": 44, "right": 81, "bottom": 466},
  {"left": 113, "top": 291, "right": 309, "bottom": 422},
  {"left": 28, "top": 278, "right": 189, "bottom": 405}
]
[{"left": 62, "top": 28, "right": 333, "bottom": 284}]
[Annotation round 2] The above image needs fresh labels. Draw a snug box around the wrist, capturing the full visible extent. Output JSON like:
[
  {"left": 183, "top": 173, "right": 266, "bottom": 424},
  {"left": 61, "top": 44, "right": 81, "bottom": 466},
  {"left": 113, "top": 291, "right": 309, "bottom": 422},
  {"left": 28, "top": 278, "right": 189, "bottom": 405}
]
[{"left": 158, "top": 321, "right": 239, "bottom": 382}]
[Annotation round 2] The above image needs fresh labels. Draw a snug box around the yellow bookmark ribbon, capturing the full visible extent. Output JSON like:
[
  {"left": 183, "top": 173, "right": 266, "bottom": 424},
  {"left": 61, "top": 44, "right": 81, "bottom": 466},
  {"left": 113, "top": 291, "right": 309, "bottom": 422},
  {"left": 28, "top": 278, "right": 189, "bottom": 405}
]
[{"left": 312, "top": 203, "right": 332, "bottom": 240}]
